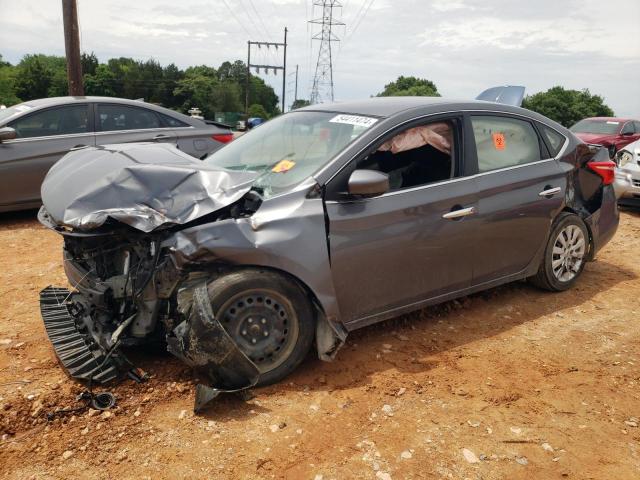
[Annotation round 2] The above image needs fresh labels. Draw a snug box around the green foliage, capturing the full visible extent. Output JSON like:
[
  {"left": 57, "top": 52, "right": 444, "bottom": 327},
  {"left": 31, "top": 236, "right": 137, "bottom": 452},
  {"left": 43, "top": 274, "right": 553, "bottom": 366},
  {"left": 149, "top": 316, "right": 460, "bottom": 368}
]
[
  {"left": 0, "top": 52, "right": 280, "bottom": 118},
  {"left": 248, "top": 103, "right": 268, "bottom": 118},
  {"left": 291, "top": 99, "right": 311, "bottom": 110},
  {"left": 522, "top": 86, "right": 615, "bottom": 127},
  {"left": 377, "top": 76, "right": 440, "bottom": 97}
]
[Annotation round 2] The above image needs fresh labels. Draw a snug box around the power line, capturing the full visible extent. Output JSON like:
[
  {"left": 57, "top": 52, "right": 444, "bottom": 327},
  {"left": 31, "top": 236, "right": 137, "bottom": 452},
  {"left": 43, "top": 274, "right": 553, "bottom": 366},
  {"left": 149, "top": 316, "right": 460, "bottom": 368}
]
[
  {"left": 346, "top": 0, "right": 374, "bottom": 41},
  {"left": 219, "top": 0, "right": 253, "bottom": 37},
  {"left": 247, "top": 0, "right": 273, "bottom": 39}
]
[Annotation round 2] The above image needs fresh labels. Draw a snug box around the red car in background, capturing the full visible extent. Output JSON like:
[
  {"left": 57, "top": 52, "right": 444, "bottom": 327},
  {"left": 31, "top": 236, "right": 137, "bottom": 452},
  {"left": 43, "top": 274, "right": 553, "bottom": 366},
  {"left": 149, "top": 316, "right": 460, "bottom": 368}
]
[{"left": 570, "top": 117, "right": 640, "bottom": 158}]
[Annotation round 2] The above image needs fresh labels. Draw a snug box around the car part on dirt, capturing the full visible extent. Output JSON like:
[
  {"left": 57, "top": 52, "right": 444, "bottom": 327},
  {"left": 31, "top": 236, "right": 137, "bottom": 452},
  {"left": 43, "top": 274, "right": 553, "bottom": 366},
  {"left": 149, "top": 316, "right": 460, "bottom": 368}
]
[{"left": 40, "top": 286, "right": 119, "bottom": 383}]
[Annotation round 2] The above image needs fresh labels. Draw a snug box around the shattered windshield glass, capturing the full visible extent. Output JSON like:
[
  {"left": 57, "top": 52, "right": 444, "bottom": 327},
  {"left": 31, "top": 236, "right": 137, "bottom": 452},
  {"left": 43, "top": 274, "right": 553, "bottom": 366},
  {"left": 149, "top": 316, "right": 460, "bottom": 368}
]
[{"left": 204, "top": 111, "right": 378, "bottom": 198}]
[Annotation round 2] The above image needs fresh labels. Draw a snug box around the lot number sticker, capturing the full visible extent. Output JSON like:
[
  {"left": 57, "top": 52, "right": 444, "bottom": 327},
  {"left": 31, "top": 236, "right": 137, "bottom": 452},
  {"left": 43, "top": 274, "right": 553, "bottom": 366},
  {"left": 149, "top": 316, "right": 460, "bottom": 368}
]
[
  {"left": 329, "top": 114, "right": 378, "bottom": 128},
  {"left": 492, "top": 132, "right": 506, "bottom": 151}
]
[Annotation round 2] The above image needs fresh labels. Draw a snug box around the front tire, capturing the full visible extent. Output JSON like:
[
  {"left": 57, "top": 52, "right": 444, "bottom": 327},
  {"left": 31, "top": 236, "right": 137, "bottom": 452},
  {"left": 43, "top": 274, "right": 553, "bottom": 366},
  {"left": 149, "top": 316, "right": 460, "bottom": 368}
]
[
  {"left": 207, "top": 269, "right": 315, "bottom": 386},
  {"left": 531, "top": 213, "right": 589, "bottom": 292}
]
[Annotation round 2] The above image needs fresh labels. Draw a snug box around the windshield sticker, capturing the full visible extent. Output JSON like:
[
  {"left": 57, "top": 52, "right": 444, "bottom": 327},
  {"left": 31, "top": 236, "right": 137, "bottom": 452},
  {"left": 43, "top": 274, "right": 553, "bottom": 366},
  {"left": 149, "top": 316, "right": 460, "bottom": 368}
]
[
  {"left": 329, "top": 114, "right": 378, "bottom": 128},
  {"left": 492, "top": 132, "right": 506, "bottom": 151},
  {"left": 606, "top": 121, "right": 620, "bottom": 125},
  {"left": 271, "top": 159, "right": 296, "bottom": 173}
]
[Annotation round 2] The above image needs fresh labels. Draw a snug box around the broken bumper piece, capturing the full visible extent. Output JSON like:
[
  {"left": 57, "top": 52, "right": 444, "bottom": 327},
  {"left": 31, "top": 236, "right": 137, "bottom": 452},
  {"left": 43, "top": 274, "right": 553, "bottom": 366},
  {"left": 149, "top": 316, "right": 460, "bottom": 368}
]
[
  {"left": 167, "top": 285, "right": 260, "bottom": 412},
  {"left": 39, "top": 286, "right": 119, "bottom": 384}
]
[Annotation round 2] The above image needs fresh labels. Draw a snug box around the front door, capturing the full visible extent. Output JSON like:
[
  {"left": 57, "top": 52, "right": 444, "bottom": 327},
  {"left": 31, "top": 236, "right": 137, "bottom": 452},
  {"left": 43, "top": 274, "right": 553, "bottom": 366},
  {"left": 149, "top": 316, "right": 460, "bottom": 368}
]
[
  {"left": 94, "top": 103, "right": 178, "bottom": 147},
  {"left": 324, "top": 117, "right": 477, "bottom": 328},
  {"left": 0, "top": 104, "right": 94, "bottom": 209}
]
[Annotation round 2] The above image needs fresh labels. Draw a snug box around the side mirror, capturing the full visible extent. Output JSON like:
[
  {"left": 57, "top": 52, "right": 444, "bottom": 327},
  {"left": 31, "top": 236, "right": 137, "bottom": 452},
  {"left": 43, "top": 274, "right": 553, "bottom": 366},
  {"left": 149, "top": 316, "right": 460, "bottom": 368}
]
[
  {"left": 347, "top": 169, "right": 390, "bottom": 197},
  {"left": 0, "top": 126, "right": 16, "bottom": 143}
]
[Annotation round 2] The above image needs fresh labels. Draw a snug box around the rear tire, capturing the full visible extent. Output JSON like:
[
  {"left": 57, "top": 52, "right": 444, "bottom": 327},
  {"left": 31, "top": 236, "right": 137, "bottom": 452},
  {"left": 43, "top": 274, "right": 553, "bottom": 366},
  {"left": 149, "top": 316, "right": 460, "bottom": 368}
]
[
  {"left": 207, "top": 269, "right": 315, "bottom": 387},
  {"left": 530, "top": 213, "right": 589, "bottom": 292}
]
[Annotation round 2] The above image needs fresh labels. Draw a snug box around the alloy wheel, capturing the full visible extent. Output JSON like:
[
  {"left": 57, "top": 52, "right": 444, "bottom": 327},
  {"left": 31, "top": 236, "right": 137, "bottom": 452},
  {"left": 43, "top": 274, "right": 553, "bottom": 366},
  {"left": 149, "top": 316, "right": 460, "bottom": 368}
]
[{"left": 552, "top": 224, "right": 586, "bottom": 282}]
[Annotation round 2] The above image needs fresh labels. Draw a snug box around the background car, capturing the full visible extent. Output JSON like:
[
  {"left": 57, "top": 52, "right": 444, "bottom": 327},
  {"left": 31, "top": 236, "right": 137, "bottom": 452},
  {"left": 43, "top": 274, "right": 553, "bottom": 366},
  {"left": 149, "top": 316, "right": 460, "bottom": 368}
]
[
  {"left": 246, "top": 117, "right": 265, "bottom": 129},
  {"left": 614, "top": 139, "right": 640, "bottom": 207},
  {"left": 570, "top": 117, "right": 640, "bottom": 158},
  {"left": 0, "top": 96, "right": 233, "bottom": 213}
]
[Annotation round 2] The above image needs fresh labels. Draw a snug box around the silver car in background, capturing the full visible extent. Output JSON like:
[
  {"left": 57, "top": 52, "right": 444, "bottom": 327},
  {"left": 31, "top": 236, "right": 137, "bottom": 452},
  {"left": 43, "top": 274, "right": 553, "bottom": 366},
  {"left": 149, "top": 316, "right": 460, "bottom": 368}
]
[
  {"left": 0, "top": 96, "right": 233, "bottom": 213},
  {"left": 614, "top": 139, "right": 640, "bottom": 207}
]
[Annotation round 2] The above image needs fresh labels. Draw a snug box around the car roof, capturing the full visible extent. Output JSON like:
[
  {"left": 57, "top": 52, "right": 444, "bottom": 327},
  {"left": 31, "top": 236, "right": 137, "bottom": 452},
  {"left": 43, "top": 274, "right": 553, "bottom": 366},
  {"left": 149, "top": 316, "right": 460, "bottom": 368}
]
[
  {"left": 297, "top": 96, "right": 535, "bottom": 118},
  {"left": 581, "top": 117, "right": 637, "bottom": 122},
  {"left": 19, "top": 96, "right": 151, "bottom": 108}
]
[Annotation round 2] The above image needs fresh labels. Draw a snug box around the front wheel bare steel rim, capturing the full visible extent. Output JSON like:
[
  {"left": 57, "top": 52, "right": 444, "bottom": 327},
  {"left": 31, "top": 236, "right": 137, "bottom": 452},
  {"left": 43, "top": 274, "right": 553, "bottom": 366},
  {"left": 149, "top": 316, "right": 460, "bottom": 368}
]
[{"left": 552, "top": 224, "right": 586, "bottom": 282}]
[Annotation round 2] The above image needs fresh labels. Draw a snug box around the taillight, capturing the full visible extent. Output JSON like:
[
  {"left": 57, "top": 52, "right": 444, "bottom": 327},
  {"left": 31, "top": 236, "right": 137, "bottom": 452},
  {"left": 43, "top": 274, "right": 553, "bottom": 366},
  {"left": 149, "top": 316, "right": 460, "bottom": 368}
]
[
  {"left": 587, "top": 160, "right": 616, "bottom": 185},
  {"left": 212, "top": 133, "right": 233, "bottom": 144}
]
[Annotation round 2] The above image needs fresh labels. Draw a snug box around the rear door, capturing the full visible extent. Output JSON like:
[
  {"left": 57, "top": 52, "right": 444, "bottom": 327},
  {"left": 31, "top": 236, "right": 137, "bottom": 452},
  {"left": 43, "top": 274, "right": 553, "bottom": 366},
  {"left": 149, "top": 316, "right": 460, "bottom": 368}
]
[
  {"left": 0, "top": 104, "right": 94, "bottom": 210},
  {"left": 468, "top": 114, "right": 565, "bottom": 285},
  {"left": 94, "top": 103, "right": 178, "bottom": 147}
]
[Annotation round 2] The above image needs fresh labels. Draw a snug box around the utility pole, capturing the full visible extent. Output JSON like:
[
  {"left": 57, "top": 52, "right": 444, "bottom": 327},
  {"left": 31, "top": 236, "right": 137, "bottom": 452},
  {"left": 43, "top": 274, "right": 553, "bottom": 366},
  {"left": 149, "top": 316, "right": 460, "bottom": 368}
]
[
  {"left": 61, "top": 0, "right": 84, "bottom": 96},
  {"left": 294, "top": 64, "right": 299, "bottom": 103},
  {"left": 245, "top": 27, "right": 288, "bottom": 116},
  {"left": 309, "top": 1, "right": 344, "bottom": 104}
]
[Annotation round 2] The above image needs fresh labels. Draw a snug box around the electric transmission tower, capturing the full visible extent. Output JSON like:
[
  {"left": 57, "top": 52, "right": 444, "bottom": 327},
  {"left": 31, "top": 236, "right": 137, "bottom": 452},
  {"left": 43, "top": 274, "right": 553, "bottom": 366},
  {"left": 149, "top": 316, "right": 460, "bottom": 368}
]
[{"left": 309, "top": 1, "right": 344, "bottom": 104}]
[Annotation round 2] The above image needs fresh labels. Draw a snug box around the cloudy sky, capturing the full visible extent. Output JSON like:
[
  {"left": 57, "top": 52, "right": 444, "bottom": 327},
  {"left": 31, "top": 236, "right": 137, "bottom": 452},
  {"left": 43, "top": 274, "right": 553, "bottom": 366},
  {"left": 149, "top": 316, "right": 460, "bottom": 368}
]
[{"left": 1, "top": 0, "right": 639, "bottom": 116}]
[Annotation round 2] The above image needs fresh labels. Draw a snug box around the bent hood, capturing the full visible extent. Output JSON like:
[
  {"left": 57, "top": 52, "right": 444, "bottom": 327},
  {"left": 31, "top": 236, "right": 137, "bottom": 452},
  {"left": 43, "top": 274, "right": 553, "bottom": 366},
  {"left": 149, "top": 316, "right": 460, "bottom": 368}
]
[{"left": 41, "top": 143, "right": 258, "bottom": 232}]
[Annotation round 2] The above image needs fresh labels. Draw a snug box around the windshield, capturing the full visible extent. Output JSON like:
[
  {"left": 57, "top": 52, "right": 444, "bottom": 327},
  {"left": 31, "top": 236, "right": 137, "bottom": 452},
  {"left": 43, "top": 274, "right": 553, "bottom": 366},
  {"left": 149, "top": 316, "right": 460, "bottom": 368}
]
[
  {"left": 0, "top": 102, "right": 35, "bottom": 125},
  {"left": 570, "top": 119, "right": 621, "bottom": 135},
  {"left": 204, "top": 111, "right": 378, "bottom": 198}
]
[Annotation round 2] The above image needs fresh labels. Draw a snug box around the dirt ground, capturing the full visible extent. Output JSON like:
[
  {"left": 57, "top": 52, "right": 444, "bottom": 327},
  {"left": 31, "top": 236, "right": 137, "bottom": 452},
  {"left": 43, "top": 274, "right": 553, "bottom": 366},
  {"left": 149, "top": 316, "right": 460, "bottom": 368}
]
[{"left": 0, "top": 209, "right": 639, "bottom": 480}]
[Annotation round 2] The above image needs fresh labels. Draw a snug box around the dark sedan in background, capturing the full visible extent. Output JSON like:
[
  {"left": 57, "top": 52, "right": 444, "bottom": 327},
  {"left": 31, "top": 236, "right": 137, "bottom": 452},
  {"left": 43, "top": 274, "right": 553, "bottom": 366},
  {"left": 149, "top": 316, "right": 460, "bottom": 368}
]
[{"left": 0, "top": 96, "right": 233, "bottom": 212}]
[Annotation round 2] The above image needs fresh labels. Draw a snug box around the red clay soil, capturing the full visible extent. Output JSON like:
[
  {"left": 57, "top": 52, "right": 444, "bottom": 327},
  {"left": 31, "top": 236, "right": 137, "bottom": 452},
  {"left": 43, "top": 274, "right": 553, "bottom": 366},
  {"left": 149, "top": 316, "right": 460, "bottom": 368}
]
[{"left": 1, "top": 209, "right": 639, "bottom": 479}]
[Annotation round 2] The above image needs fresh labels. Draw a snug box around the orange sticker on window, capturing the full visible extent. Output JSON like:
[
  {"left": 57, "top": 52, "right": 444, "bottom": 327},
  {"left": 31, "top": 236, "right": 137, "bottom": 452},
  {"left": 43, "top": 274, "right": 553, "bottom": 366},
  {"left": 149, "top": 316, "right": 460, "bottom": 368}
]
[
  {"left": 271, "top": 159, "right": 296, "bottom": 173},
  {"left": 492, "top": 132, "right": 506, "bottom": 150}
]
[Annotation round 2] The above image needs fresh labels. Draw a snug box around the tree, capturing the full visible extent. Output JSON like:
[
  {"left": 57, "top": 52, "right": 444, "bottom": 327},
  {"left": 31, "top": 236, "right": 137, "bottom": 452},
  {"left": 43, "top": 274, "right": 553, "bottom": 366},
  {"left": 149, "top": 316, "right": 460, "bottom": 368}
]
[
  {"left": 376, "top": 76, "right": 440, "bottom": 97},
  {"left": 522, "top": 87, "right": 614, "bottom": 127},
  {"left": 0, "top": 65, "right": 21, "bottom": 106},
  {"left": 81, "top": 52, "right": 99, "bottom": 76},
  {"left": 291, "top": 99, "right": 311, "bottom": 110},
  {"left": 248, "top": 103, "right": 268, "bottom": 118}
]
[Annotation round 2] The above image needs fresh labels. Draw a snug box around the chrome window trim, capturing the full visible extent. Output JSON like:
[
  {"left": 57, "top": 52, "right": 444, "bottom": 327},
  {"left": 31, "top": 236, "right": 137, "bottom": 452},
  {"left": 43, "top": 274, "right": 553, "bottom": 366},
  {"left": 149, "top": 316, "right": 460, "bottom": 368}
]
[
  {"left": 320, "top": 108, "right": 569, "bottom": 187},
  {"left": 94, "top": 127, "right": 191, "bottom": 136},
  {"left": 2, "top": 131, "right": 95, "bottom": 144},
  {"left": 325, "top": 158, "right": 558, "bottom": 203}
]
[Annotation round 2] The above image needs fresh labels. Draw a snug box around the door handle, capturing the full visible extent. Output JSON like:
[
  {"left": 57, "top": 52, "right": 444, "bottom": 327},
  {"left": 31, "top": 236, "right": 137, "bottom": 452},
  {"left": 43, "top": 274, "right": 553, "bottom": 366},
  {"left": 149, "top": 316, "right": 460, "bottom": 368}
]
[
  {"left": 153, "top": 134, "right": 170, "bottom": 140},
  {"left": 442, "top": 206, "right": 476, "bottom": 220},
  {"left": 538, "top": 187, "right": 561, "bottom": 197}
]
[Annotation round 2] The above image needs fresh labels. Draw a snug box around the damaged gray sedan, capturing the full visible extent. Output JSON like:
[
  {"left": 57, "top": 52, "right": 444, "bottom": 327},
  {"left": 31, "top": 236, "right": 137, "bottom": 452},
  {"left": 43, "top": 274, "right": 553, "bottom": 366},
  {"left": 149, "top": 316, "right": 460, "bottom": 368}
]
[{"left": 38, "top": 97, "right": 619, "bottom": 406}]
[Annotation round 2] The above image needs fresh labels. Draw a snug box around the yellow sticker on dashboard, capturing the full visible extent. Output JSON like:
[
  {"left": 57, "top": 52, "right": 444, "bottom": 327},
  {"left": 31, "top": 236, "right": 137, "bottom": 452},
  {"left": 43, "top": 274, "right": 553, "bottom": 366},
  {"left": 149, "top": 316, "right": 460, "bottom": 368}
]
[{"left": 272, "top": 159, "right": 296, "bottom": 173}]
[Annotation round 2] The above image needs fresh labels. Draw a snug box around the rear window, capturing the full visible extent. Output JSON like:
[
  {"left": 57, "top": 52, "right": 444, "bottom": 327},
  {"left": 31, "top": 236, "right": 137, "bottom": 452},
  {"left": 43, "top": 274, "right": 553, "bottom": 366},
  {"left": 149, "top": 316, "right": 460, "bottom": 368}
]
[
  {"left": 97, "top": 104, "right": 161, "bottom": 131},
  {"left": 160, "top": 113, "right": 189, "bottom": 128},
  {"left": 570, "top": 119, "right": 620, "bottom": 135},
  {"left": 539, "top": 124, "right": 566, "bottom": 156},
  {"left": 471, "top": 116, "right": 542, "bottom": 173}
]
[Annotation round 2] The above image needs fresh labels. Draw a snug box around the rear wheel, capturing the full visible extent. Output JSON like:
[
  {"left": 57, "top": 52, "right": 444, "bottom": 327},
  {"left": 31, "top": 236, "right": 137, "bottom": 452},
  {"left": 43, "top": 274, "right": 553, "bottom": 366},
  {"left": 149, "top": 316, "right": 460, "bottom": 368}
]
[
  {"left": 207, "top": 269, "right": 315, "bottom": 386},
  {"left": 531, "top": 213, "right": 589, "bottom": 292}
]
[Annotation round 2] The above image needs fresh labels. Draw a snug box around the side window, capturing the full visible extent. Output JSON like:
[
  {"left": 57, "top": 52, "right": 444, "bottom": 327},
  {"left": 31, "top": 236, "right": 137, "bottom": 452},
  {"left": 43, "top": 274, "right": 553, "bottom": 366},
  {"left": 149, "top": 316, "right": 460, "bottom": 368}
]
[
  {"left": 621, "top": 122, "right": 635, "bottom": 135},
  {"left": 634, "top": 121, "right": 640, "bottom": 133},
  {"left": 160, "top": 113, "right": 189, "bottom": 128},
  {"left": 471, "top": 116, "right": 542, "bottom": 173},
  {"left": 539, "top": 124, "right": 566, "bottom": 157},
  {"left": 97, "top": 105, "right": 161, "bottom": 131},
  {"left": 357, "top": 120, "right": 455, "bottom": 191},
  {"left": 9, "top": 105, "right": 89, "bottom": 139}
]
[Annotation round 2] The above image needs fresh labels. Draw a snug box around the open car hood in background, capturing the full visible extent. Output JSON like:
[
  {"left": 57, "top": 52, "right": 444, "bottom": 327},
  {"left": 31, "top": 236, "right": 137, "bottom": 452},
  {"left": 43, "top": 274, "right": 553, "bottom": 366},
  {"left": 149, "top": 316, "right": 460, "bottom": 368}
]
[
  {"left": 476, "top": 86, "right": 526, "bottom": 107},
  {"left": 41, "top": 143, "right": 258, "bottom": 232}
]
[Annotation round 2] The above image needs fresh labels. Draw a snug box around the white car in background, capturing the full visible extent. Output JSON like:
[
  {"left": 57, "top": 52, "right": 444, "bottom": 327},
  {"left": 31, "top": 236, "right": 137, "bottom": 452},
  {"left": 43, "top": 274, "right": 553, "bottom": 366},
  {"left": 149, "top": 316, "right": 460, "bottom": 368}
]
[{"left": 615, "top": 139, "right": 640, "bottom": 207}]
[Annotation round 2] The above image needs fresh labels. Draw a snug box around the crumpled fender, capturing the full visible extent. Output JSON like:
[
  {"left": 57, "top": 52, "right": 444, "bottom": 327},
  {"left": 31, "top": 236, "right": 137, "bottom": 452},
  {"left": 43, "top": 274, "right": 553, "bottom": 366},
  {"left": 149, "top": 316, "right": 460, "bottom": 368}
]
[{"left": 166, "top": 284, "right": 260, "bottom": 412}]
